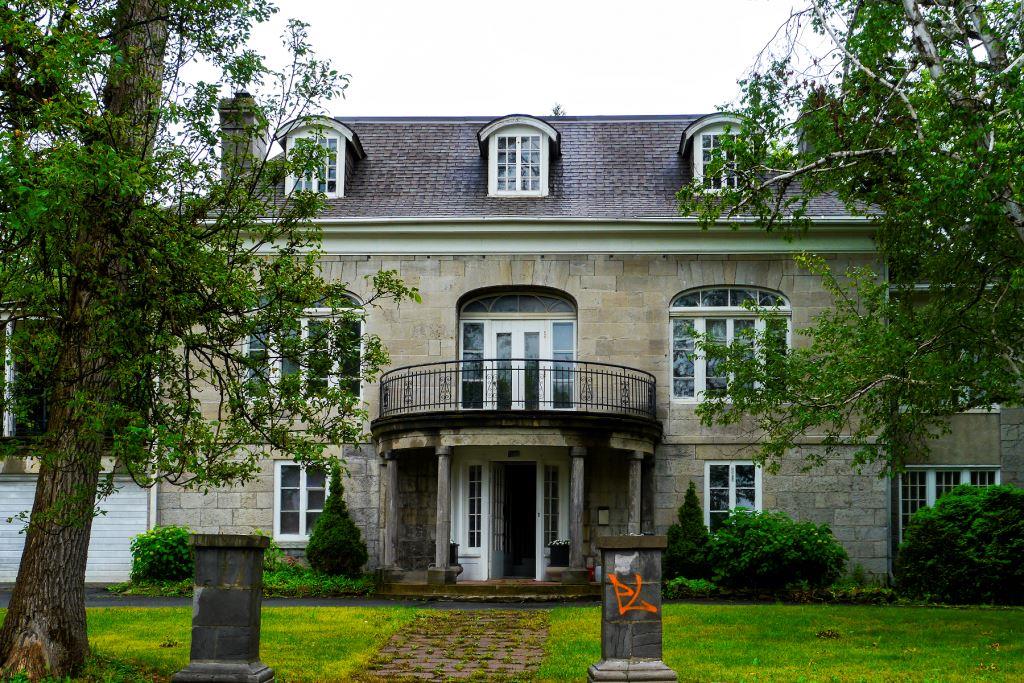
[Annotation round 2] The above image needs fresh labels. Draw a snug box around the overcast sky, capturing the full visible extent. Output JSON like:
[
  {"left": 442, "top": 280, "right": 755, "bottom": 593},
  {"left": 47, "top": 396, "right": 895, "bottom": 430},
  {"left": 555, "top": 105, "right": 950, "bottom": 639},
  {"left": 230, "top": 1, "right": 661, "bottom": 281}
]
[{"left": 246, "top": 0, "right": 798, "bottom": 117}]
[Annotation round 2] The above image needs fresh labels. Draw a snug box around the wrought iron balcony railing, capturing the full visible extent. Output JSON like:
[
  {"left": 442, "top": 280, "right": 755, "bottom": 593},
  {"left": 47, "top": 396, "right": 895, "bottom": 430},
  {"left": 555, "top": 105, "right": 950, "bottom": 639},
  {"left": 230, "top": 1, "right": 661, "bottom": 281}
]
[{"left": 378, "top": 359, "right": 657, "bottom": 420}]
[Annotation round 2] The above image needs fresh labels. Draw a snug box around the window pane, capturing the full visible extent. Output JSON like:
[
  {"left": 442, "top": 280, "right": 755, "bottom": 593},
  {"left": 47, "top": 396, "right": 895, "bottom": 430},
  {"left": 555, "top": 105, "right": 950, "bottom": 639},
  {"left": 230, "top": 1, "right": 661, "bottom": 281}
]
[
  {"left": 731, "top": 289, "right": 758, "bottom": 307},
  {"left": 307, "top": 489, "right": 325, "bottom": 510},
  {"left": 709, "top": 488, "right": 730, "bottom": 511},
  {"left": 672, "top": 292, "right": 700, "bottom": 307},
  {"left": 280, "top": 511, "right": 300, "bottom": 535},
  {"left": 735, "top": 465, "right": 755, "bottom": 488},
  {"left": 306, "top": 511, "right": 321, "bottom": 532},
  {"left": 673, "top": 378, "right": 694, "bottom": 398},
  {"left": 462, "top": 323, "right": 484, "bottom": 352},
  {"left": 281, "top": 465, "right": 300, "bottom": 489},
  {"left": 553, "top": 322, "right": 574, "bottom": 352},
  {"left": 702, "top": 289, "right": 730, "bottom": 307},
  {"left": 710, "top": 511, "right": 729, "bottom": 532},
  {"left": 970, "top": 470, "right": 996, "bottom": 487},
  {"left": 280, "top": 488, "right": 299, "bottom": 511},
  {"left": 935, "top": 470, "right": 961, "bottom": 499},
  {"left": 735, "top": 488, "right": 756, "bottom": 509},
  {"left": 709, "top": 464, "right": 730, "bottom": 489}
]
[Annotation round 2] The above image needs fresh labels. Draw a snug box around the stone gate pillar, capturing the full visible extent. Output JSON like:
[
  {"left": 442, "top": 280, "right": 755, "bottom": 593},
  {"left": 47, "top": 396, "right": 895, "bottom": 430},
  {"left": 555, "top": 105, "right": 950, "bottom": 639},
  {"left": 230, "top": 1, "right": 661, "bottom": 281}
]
[
  {"left": 173, "top": 534, "right": 274, "bottom": 683},
  {"left": 588, "top": 535, "right": 677, "bottom": 682}
]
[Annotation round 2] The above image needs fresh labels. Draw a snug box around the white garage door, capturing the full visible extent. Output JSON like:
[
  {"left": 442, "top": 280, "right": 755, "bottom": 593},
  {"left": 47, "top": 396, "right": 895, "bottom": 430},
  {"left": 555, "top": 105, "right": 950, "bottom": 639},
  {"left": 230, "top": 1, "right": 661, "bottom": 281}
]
[{"left": 0, "top": 476, "right": 150, "bottom": 582}]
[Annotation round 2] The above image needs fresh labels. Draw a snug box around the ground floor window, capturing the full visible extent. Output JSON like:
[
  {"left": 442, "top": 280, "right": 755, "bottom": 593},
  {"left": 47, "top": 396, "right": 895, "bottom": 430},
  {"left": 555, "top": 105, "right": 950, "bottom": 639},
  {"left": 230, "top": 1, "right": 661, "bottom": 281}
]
[
  {"left": 899, "top": 467, "right": 1001, "bottom": 538},
  {"left": 274, "top": 462, "right": 328, "bottom": 540},
  {"left": 704, "top": 461, "right": 762, "bottom": 531}
]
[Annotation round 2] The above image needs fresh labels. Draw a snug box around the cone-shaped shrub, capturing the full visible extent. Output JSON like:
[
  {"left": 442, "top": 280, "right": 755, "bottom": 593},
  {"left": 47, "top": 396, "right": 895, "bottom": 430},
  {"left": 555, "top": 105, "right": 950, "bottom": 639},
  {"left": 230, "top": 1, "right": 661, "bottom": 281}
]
[
  {"left": 305, "top": 466, "right": 368, "bottom": 577},
  {"left": 664, "top": 481, "right": 711, "bottom": 580}
]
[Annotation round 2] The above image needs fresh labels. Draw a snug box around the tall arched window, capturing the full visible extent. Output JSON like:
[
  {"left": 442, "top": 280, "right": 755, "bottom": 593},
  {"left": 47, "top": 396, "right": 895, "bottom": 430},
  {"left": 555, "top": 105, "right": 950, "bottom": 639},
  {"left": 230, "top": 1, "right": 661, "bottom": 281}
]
[
  {"left": 670, "top": 287, "right": 790, "bottom": 400},
  {"left": 458, "top": 291, "right": 576, "bottom": 410}
]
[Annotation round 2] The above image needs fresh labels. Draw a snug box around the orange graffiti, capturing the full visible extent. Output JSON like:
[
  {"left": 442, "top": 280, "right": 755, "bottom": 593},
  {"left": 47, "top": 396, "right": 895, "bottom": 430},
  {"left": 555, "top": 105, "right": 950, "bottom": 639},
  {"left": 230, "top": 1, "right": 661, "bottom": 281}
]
[{"left": 608, "top": 573, "right": 659, "bottom": 616}]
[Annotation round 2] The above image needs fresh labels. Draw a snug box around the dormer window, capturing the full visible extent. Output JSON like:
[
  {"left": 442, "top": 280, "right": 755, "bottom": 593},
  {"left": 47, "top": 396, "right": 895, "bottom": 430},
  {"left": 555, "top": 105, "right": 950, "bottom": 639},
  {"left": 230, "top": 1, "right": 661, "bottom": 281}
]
[
  {"left": 478, "top": 115, "right": 560, "bottom": 197},
  {"left": 278, "top": 116, "right": 365, "bottom": 199},
  {"left": 496, "top": 134, "right": 541, "bottom": 192},
  {"left": 680, "top": 113, "right": 743, "bottom": 191}
]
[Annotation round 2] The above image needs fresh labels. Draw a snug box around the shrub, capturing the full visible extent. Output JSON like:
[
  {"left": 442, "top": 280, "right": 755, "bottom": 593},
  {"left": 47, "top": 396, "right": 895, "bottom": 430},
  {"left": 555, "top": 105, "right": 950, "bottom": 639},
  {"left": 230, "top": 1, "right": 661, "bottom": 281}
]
[
  {"left": 305, "top": 466, "right": 368, "bottom": 577},
  {"left": 895, "top": 484, "right": 1024, "bottom": 605},
  {"left": 254, "top": 528, "right": 287, "bottom": 572},
  {"left": 130, "top": 525, "right": 193, "bottom": 582},
  {"left": 664, "top": 481, "right": 711, "bottom": 580},
  {"left": 705, "top": 509, "right": 847, "bottom": 590},
  {"left": 664, "top": 576, "right": 717, "bottom": 599}
]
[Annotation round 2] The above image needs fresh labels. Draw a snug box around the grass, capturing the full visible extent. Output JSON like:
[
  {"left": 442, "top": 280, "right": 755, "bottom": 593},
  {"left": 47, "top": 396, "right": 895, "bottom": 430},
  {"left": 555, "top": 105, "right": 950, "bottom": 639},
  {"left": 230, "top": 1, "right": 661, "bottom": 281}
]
[
  {"left": 3, "top": 603, "right": 1022, "bottom": 681},
  {"left": 538, "top": 603, "right": 1024, "bottom": 682}
]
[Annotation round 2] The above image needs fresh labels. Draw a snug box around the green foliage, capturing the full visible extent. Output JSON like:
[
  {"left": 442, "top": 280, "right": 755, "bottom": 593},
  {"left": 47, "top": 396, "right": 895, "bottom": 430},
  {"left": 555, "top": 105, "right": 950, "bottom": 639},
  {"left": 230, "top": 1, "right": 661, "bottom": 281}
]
[
  {"left": 253, "top": 528, "right": 286, "bottom": 572},
  {"left": 129, "top": 526, "right": 193, "bottom": 582},
  {"left": 108, "top": 564, "right": 373, "bottom": 598},
  {"left": 705, "top": 509, "right": 848, "bottom": 590},
  {"left": 663, "top": 482, "right": 710, "bottom": 580},
  {"left": 663, "top": 577, "right": 717, "bottom": 599},
  {"left": 305, "top": 467, "right": 368, "bottom": 577},
  {"left": 895, "top": 485, "right": 1024, "bottom": 605},
  {"left": 677, "top": 2, "right": 1024, "bottom": 473}
]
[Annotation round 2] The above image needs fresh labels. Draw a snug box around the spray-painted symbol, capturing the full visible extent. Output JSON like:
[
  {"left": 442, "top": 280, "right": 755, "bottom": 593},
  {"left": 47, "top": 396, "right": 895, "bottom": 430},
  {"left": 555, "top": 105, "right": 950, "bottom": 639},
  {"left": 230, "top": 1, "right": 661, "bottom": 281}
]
[{"left": 609, "top": 573, "right": 658, "bottom": 616}]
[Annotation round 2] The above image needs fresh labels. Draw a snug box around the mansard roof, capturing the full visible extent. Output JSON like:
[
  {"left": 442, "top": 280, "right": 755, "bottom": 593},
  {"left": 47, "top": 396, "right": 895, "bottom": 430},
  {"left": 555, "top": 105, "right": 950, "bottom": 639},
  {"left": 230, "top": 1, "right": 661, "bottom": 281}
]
[{"left": 308, "top": 114, "right": 854, "bottom": 220}]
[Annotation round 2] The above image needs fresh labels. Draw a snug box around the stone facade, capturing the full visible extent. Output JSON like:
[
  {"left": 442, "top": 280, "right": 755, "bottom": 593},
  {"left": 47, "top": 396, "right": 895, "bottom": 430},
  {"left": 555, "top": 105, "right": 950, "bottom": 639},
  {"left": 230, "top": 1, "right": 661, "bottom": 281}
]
[{"left": 156, "top": 252, "right": 1016, "bottom": 581}]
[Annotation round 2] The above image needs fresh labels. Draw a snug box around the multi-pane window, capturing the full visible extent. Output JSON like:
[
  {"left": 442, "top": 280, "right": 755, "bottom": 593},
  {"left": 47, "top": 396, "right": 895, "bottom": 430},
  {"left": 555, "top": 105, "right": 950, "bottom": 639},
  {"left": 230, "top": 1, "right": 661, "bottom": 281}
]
[
  {"left": 543, "top": 465, "right": 560, "bottom": 546},
  {"left": 467, "top": 465, "right": 482, "bottom": 548},
  {"left": 1, "top": 320, "right": 49, "bottom": 437},
  {"left": 276, "top": 463, "right": 328, "bottom": 539},
  {"left": 671, "top": 287, "right": 790, "bottom": 399},
  {"left": 496, "top": 135, "right": 541, "bottom": 193},
  {"left": 705, "top": 462, "right": 761, "bottom": 531},
  {"left": 701, "top": 133, "right": 737, "bottom": 189},
  {"left": 461, "top": 322, "right": 485, "bottom": 409},
  {"left": 246, "top": 300, "right": 363, "bottom": 398},
  {"left": 294, "top": 137, "right": 340, "bottom": 195},
  {"left": 552, "top": 322, "right": 574, "bottom": 409},
  {"left": 899, "top": 467, "right": 1001, "bottom": 538}
]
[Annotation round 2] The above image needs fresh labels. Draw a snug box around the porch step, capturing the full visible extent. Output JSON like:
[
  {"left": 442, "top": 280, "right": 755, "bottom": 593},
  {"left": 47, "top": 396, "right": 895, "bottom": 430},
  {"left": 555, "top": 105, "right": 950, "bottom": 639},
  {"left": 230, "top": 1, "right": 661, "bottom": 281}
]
[{"left": 375, "top": 580, "right": 600, "bottom": 602}]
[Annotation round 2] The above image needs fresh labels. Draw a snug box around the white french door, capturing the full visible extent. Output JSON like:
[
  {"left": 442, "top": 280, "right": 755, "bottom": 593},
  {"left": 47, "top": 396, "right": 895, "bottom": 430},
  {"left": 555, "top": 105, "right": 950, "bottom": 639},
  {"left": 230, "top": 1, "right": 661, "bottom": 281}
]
[{"left": 459, "top": 320, "right": 575, "bottom": 410}]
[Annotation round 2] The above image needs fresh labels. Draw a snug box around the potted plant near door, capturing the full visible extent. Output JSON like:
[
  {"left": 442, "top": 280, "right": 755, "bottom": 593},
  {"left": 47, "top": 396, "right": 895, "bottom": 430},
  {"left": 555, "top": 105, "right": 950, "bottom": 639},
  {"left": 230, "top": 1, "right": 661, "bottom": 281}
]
[{"left": 548, "top": 539, "right": 570, "bottom": 567}]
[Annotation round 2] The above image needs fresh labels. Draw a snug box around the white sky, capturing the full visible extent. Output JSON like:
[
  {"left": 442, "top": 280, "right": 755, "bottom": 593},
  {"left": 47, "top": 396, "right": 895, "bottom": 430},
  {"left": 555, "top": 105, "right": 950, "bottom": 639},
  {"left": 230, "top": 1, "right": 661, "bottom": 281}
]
[{"left": 247, "top": 0, "right": 799, "bottom": 117}]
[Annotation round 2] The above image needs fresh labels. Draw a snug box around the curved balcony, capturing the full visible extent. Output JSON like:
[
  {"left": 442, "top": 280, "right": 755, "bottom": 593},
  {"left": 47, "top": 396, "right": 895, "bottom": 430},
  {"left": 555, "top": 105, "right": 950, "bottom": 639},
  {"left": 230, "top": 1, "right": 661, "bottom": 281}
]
[{"left": 378, "top": 358, "right": 657, "bottom": 420}]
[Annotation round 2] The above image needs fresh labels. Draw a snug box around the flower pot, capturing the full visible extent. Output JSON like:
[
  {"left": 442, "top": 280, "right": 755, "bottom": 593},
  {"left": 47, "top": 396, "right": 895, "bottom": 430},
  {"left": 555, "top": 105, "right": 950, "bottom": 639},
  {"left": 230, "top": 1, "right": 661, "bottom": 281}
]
[{"left": 549, "top": 544, "right": 570, "bottom": 567}]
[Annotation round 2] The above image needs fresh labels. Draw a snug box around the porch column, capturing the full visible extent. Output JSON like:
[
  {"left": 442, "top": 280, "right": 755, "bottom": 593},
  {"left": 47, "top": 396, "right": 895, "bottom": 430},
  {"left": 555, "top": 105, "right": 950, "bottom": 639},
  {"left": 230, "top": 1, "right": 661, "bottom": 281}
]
[
  {"left": 627, "top": 450, "right": 643, "bottom": 535},
  {"left": 428, "top": 445, "right": 455, "bottom": 584},
  {"left": 563, "top": 446, "right": 588, "bottom": 584},
  {"left": 383, "top": 452, "right": 399, "bottom": 568}
]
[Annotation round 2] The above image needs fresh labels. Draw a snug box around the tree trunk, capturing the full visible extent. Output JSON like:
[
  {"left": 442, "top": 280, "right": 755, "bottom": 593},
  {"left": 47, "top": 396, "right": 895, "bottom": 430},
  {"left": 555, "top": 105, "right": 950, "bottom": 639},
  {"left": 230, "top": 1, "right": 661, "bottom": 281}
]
[{"left": 0, "top": 0, "right": 168, "bottom": 677}]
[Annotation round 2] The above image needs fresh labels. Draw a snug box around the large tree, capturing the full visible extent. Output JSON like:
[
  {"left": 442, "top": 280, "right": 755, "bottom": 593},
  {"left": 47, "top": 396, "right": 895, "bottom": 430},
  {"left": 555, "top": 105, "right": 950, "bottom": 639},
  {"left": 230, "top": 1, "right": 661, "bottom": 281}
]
[
  {"left": 678, "top": 1, "right": 1023, "bottom": 472},
  {"left": 0, "top": 0, "right": 415, "bottom": 677}
]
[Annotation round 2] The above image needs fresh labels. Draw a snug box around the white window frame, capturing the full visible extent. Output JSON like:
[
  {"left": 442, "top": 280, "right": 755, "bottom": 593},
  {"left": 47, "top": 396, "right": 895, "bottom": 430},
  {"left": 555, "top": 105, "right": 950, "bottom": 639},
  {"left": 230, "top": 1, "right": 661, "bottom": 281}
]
[
  {"left": 273, "top": 461, "right": 330, "bottom": 541},
  {"left": 703, "top": 461, "right": 763, "bottom": 528},
  {"left": 695, "top": 130, "right": 738, "bottom": 189},
  {"left": 287, "top": 134, "right": 343, "bottom": 198},
  {"left": 898, "top": 466, "right": 1001, "bottom": 539},
  {"left": 670, "top": 288, "right": 791, "bottom": 403},
  {"left": 244, "top": 303, "right": 364, "bottom": 401},
  {"left": 487, "top": 125, "right": 549, "bottom": 197}
]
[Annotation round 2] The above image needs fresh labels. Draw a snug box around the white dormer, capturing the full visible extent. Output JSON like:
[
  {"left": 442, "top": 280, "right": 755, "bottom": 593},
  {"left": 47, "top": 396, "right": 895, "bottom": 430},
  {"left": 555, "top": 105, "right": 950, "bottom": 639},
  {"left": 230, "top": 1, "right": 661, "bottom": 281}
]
[
  {"left": 278, "top": 116, "right": 365, "bottom": 198},
  {"left": 680, "top": 113, "right": 742, "bottom": 190},
  {"left": 477, "top": 115, "right": 560, "bottom": 197}
]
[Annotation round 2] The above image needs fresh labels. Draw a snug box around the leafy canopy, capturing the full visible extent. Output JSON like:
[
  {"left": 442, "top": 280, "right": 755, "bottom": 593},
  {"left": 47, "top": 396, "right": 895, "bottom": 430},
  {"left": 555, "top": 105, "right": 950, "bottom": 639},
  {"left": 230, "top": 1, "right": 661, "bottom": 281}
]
[{"left": 678, "top": 1, "right": 1024, "bottom": 471}]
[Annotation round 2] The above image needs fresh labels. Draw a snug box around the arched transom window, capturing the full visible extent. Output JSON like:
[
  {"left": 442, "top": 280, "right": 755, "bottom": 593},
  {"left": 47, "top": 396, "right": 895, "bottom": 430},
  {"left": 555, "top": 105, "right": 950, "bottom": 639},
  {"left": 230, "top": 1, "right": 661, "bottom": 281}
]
[
  {"left": 461, "top": 293, "right": 575, "bottom": 316},
  {"left": 670, "top": 287, "right": 790, "bottom": 400}
]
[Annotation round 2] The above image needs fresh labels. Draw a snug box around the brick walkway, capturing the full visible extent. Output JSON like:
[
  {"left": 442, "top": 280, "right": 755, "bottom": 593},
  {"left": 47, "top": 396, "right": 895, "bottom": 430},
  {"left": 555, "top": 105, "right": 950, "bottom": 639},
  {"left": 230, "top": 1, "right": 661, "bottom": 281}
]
[{"left": 363, "top": 610, "right": 548, "bottom": 681}]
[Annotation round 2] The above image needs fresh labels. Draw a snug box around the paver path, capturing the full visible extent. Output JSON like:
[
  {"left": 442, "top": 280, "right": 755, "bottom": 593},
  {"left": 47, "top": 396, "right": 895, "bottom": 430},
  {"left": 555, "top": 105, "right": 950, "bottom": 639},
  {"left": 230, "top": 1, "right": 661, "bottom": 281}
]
[{"left": 362, "top": 610, "right": 548, "bottom": 681}]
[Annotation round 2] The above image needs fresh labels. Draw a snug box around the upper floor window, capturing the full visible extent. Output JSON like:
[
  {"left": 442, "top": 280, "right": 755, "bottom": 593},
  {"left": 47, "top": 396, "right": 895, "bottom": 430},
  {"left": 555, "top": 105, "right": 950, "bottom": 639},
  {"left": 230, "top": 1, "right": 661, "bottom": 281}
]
[
  {"left": 2, "top": 320, "right": 49, "bottom": 438},
  {"left": 246, "top": 295, "right": 363, "bottom": 399},
  {"left": 680, "top": 113, "right": 743, "bottom": 191},
  {"left": 670, "top": 287, "right": 790, "bottom": 401},
  {"left": 279, "top": 117, "right": 365, "bottom": 199},
  {"left": 477, "top": 116, "right": 560, "bottom": 198}
]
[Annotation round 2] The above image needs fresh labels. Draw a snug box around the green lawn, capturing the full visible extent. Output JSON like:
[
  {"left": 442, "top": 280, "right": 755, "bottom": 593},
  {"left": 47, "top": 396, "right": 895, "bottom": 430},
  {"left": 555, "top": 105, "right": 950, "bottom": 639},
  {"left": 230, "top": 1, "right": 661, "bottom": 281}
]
[
  {"left": 2, "top": 604, "right": 1022, "bottom": 681},
  {"left": 539, "top": 604, "right": 1024, "bottom": 682}
]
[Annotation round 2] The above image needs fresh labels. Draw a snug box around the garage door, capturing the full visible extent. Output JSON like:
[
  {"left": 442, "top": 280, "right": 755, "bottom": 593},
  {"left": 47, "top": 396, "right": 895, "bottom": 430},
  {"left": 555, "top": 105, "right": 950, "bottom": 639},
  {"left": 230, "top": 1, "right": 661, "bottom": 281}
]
[{"left": 0, "top": 476, "right": 149, "bottom": 582}]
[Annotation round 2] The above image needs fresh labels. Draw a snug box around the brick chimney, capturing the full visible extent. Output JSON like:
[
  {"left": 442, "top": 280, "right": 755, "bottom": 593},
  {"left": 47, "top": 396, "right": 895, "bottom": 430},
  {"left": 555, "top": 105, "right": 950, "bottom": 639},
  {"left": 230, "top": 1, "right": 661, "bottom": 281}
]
[{"left": 217, "top": 91, "right": 268, "bottom": 180}]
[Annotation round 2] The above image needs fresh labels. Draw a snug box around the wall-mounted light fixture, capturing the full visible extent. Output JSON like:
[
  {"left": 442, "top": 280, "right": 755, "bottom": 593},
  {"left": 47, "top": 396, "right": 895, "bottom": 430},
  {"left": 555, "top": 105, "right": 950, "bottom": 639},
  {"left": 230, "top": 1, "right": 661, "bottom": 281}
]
[{"left": 597, "top": 507, "right": 610, "bottom": 526}]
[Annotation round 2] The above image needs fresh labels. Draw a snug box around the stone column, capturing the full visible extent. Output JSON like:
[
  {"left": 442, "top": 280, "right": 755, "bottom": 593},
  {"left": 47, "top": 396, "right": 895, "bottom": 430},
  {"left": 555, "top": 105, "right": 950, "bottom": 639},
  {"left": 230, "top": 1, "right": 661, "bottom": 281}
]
[
  {"left": 172, "top": 534, "right": 274, "bottom": 683},
  {"left": 627, "top": 451, "right": 643, "bottom": 535},
  {"left": 588, "top": 535, "right": 677, "bottom": 682},
  {"left": 427, "top": 445, "right": 456, "bottom": 585},
  {"left": 563, "top": 446, "right": 589, "bottom": 584},
  {"left": 383, "top": 451, "right": 399, "bottom": 568}
]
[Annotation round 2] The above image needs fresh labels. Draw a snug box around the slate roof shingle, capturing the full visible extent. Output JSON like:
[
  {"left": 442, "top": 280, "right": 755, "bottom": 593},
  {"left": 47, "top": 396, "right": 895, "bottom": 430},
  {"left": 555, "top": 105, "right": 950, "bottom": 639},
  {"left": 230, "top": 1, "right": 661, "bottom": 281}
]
[{"left": 316, "top": 115, "right": 854, "bottom": 220}]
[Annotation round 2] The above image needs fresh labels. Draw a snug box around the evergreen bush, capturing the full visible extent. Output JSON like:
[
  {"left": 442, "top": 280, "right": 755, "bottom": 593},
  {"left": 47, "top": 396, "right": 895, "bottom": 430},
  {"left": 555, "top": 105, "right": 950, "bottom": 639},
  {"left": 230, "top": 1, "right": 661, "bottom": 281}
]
[
  {"left": 895, "top": 484, "right": 1024, "bottom": 604},
  {"left": 705, "top": 509, "right": 847, "bottom": 590},
  {"left": 664, "top": 481, "right": 711, "bottom": 579},
  {"left": 305, "top": 466, "right": 368, "bottom": 577},
  {"left": 129, "top": 525, "right": 193, "bottom": 582}
]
